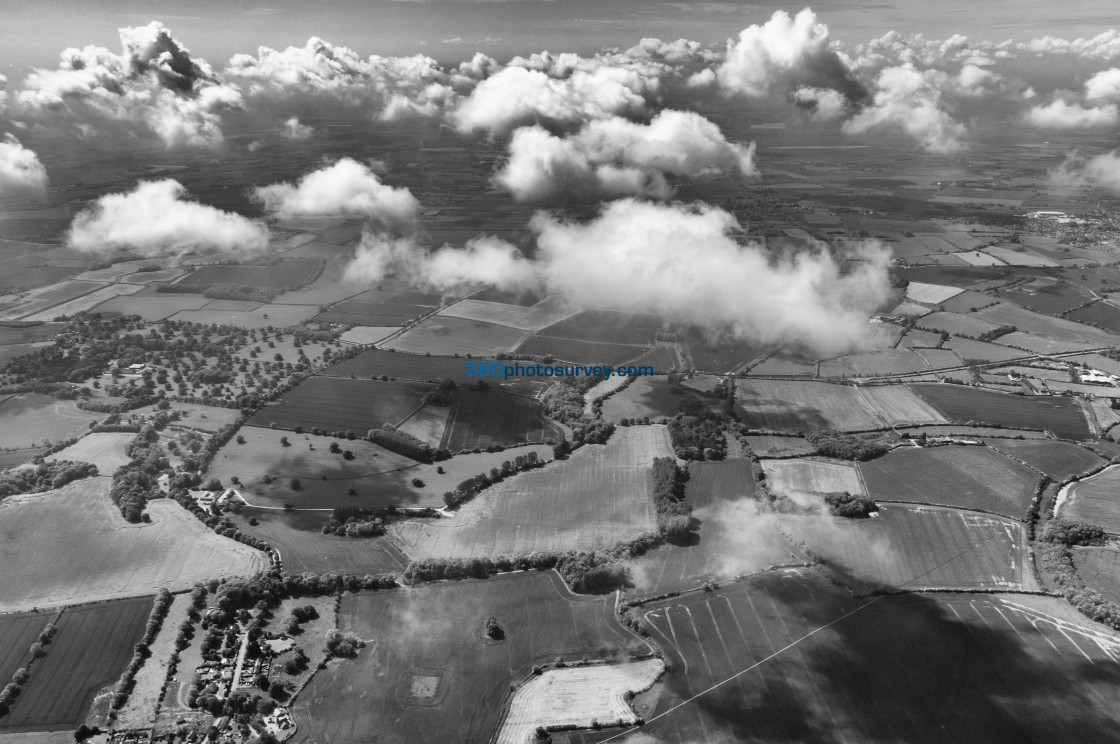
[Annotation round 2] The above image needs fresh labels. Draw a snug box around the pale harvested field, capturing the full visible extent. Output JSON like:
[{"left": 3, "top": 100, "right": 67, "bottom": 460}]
[
  {"left": 917, "top": 312, "right": 1002, "bottom": 337},
  {"left": 339, "top": 325, "right": 399, "bottom": 345},
  {"left": 92, "top": 293, "right": 210, "bottom": 320},
  {"left": 0, "top": 478, "right": 265, "bottom": 612},
  {"left": 114, "top": 593, "right": 191, "bottom": 729},
  {"left": 395, "top": 404, "right": 452, "bottom": 447},
  {"left": 0, "top": 393, "right": 101, "bottom": 448},
  {"left": 997, "top": 332, "right": 1099, "bottom": 355},
  {"left": 735, "top": 380, "right": 944, "bottom": 431},
  {"left": 1062, "top": 466, "right": 1120, "bottom": 533},
  {"left": 390, "top": 426, "right": 671, "bottom": 558},
  {"left": 169, "top": 302, "right": 319, "bottom": 329},
  {"left": 45, "top": 432, "right": 134, "bottom": 473},
  {"left": 0, "top": 280, "right": 107, "bottom": 322},
  {"left": 167, "top": 403, "right": 242, "bottom": 433},
  {"left": 495, "top": 659, "right": 664, "bottom": 744},
  {"left": 977, "top": 303, "right": 1119, "bottom": 347},
  {"left": 22, "top": 283, "right": 143, "bottom": 322},
  {"left": 385, "top": 316, "right": 528, "bottom": 356},
  {"left": 943, "top": 337, "right": 1026, "bottom": 363},
  {"left": 906, "top": 282, "right": 964, "bottom": 305},
  {"left": 762, "top": 458, "right": 865, "bottom": 504},
  {"left": 439, "top": 295, "right": 575, "bottom": 332},
  {"left": 859, "top": 385, "right": 949, "bottom": 426}
]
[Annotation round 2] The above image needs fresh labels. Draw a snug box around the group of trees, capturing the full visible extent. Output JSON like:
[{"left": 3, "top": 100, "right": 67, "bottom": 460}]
[
  {"left": 442, "top": 451, "right": 543, "bottom": 509},
  {"left": 824, "top": 492, "right": 879, "bottom": 518},
  {"left": 807, "top": 432, "right": 891, "bottom": 461},
  {"left": 0, "top": 622, "right": 55, "bottom": 717},
  {"left": 367, "top": 427, "right": 447, "bottom": 463},
  {"left": 110, "top": 588, "right": 174, "bottom": 711},
  {"left": 0, "top": 459, "right": 97, "bottom": 498},
  {"left": 213, "top": 570, "right": 397, "bottom": 613},
  {"left": 651, "top": 457, "right": 693, "bottom": 543},
  {"left": 325, "top": 629, "right": 365, "bottom": 658},
  {"left": 1038, "top": 519, "right": 1120, "bottom": 630}
]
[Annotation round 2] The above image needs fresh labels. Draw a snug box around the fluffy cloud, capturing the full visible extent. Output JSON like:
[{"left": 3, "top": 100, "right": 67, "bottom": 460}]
[
  {"left": 281, "top": 116, "right": 314, "bottom": 139},
  {"left": 346, "top": 200, "right": 892, "bottom": 354},
  {"left": 1086, "top": 68, "right": 1120, "bottom": 101},
  {"left": 67, "top": 179, "right": 268, "bottom": 256},
  {"left": 791, "top": 86, "right": 849, "bottom": 120},
  {"left": 841, "top": 65, "right": 967, "bottom": 153},
  {"left": 252, "top": 158, "right": 420, "bottom": 221},
  {"left": 1025, "top": 99, "right": 1119, "bottom": 129},
  {"left": 717, "top": 9, "right": 865, "bottom": 105},
  {"left": 495, "top": 110, "right": 756, "bottom": 201},
  {"left": 1018, "top": 30, "right": 1120, "bottom": 61},
  {"left": 15, "top": 22, "right": 241, "bottom": 148},
  {"left": 0, "top": 136, "right": 48, "bottom": 194},
  {"left": 345, "top": 233, "right": 537, "bottom": 292},
  {"left": 1050, "top": 151, "right": 1120, "bottom": 192}
]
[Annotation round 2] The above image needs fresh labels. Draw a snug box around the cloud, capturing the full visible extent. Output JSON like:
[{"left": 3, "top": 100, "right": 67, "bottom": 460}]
[
  {"left": 495, "top": 109, "right": 756, "bottom": 201},
  {"left": 281, "top": 116, "right": 314, "bottom": 139},
  {"left": 1025, "top": 99, "right": 1120, "bottom": 129},
  {"left": 0, "top": 136, "right": 48, "bottom": 195},
  {"left": 841, "top": 64, "right": 967, "bottom": 153},
  {"left": 1086, "top": 68, "right": 1120, "bottom": 101},
  {"left": 717, "top": 9, "right": 865, "bottom": 105},
  {"left": 1050, "top": 151, "right": 1120, "bottom": 192},
  {"left": 252, "top": 158, "right": 420, "bottom": 221},
  {"left": 791, "top": 86, "right": 849, "bottom": 120},
  {"left": 15, "top": 22, "right": 241, "bottom": 148},
  {"left": 345, "top": 232, "right": 537, "bottom": 291},
  {"left": 347, "top": 200, "right": 892, "bottom": 354},
  {"left": 67, "top": 179, "right": 268, "bottom": 257},
  {"left": 1018, "top": 30, "right": 1120, "bottom": 61}
]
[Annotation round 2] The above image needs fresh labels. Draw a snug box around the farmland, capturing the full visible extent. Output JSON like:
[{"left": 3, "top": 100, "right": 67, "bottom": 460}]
[
  {"left": 112, "top": 594, "right": 190, "bottom": 729},
  {"left": 599, "top": 376, "right": 694, "bottom": 422},
  {"left": 910, "top": 383, "right": 1091, "bottom": 440},
  {"left": 762, "top": 458, "right": 865, "bottom": 505},
  {"left": 44, "top": 432, "right": 134, "bottom": 473},
  {"left": 536, "top": 310, "right": 664, "bottom": 345},
  {"left": 995, "top": 278, "right": 1095, "bottom": 315},
  {"left": 0, "top": 479, "right": 265, "bottom": 612},
  {"left": 248, "top": 377, "right": 431, "bottom": 433},
  {"left": 0, "top": 612, "right": 51, "bottom": 699},
  {"left": 1061, "top": 466, "right": 1120, "bottom": 533},
  {"left": 390, "top": 426, "right": 670, "bottom": 557},
  {"left": 437, "top": 295, "right": 574, "bottom": 332},
  {"left": 177, "top": 257, "right": 325, "bottom": 289},
  {"left": 915, "top": 311, "right": 1002, "bottom": 337},
  {"left": 634, "top": 574, "right": 1120, "bottom": 743},
  {"left": 514, "top": 335, "right": 646, "bottom": 365},
  {"left": 0, "top": 596, "right": 151, "bottom": 732},
  {"left": 1073, "top": 547, "right": 1120, "bottom": 606},
  {"left": 233, "top": 509, "right": 407, "bottom": 574},
  {"left": 386, "top": 317, "right": 528, "bottom": 356},
  {"left": 859, "top": 445, "right": 1039, "bottom": 517},
  {"left": 439, "top": 389, "right": 562, "bottom": 450},
  {"left": 735, "top": 380, "right": 946, "bottom": 432},
  {"left": 292, "top": 571, "right": 646, "bottom": 744},
  {"left": 0, "top": 394, "right": 101, "bottom": 449},
  {"left": 744, "top": 435, "right": 816, "bottom": 457},
  {"left": 322, "top": 349, "right": 475, "bottom": 383},
  {"left": 1067, "top": 301, "right": 1120, "bottom": 334},
  {"left": 988, "top": 439, "right": 1105, "bottom": 480},
  {"left": 818, "top": 347, "right": 960, "bottom": 377}
]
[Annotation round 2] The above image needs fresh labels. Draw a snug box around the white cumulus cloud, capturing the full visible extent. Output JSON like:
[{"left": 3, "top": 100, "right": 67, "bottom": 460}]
[
  {"left": 0, "top": 135, "right": 48, "bottom": 194},
  {"left": 1025, "top": 99, "right": 1120, "bottom": 129},
  {"left": 252, "top": 158, "right": 420, "bottom": 221}
]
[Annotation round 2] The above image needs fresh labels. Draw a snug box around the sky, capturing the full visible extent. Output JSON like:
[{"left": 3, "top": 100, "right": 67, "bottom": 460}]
[{"left": 2, "top": 0, "right": 1118, "bottom": 73}]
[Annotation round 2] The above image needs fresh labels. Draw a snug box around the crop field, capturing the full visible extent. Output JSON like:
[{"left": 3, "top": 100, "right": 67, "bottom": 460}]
[
  {"left": 783, "top": 504, "right": 1025, "bottom": 589},
  {"left": 0, "top": 479, "right": 265, "bottom": 612},
  {"left": 322, "top": 349, "right": 476, "bottom": 383},
  {"left": 988, "top": 439, "right": 1105, "bottom": 480},
  {"left": 600, "top": 376, "right": 693, "bottom": 422},
  {"left": 916, "top": 311, "right": 1002, "bottom": 337},
  {"left": 314, "top": 300, "right": 434, "bottom": 326},
  {"left": 898, "top": 328, "right": 943, "bottom": 348},
  {"left": 858, "top": 384, "right": 951, "bottom": 425},
  {"left": 940, "top": 290, "right": 998, "bottom": 314},
  {"left": 895, "top": 265, "right": 1009, "bottom": 288},
  {"left": 819, "top": 348, "right": 934, "bottom": 377},
  {"left": 23, "top": 284, "right": 146, "bottom": 322},
  {"left": 633, "top": 574, "right": 1120, "bottom": 743},
  {"left": 91, "top": 291, "right": 211, "bottom": 320},
  {"left": 910, "top": 383, "right": 1091, "bottom": 440},
  {"left": 1062, "top": 466, "right": 1120, "bottom": 532},
  {"left": 248, "top": 377, "right": 431, "bottom": 433},
  {"left": 858, "top": 445, "right": 1039, "bottom": 517},
  {"left": 1073, "top": 547, "right": 1120, "bottom": 605},
  {"left": 438, "top": 296, "right": 574, "bottom": 332},
  {"left": 0, "top": 280, "right": 106, "bottom": 322},
  {"left": 515, "top": 335, "right": 646, "bottom": 365},
  {"left": 292, "top": 571, "right": 646, "bottom": 744},
  {"left": 338, "top": 325, "right": 398, "bottom": 345},
  {"left": 997, "top": 331, "right": 1098, "bottom": 355},
  {"left": 390, "top": 426, "right": 671, "bottom": 558},
  {"left": 44, "top": 432, "right": 134, "bottom": 473},
  {"left": 180, "top": 258, "right": 324, "bottom": 289},
  {"left": 906, "top": 282, "right": 964, "bottom": 304},
  {"left": 626, "top": 346, "right": 678, "bottom": 372},
  {"left": 234, "top": 510, "right": 407, "bottom": 574},
  {"left": 0, "top": 612, "right": 51, "bottom": 697},
  {"left": 685, "top": 335, "right": 768, "bottom": 374},
  {"left": 440, "top": 390, "right": 562, "bottom": 450},
  {"left": 0, "top": 323, "right": 63, "bottom": 345},
  {"left": 1087, "top": 398, "right": 1120, "bottom": 434},
  {"left": 536, "top": 310, "right": 664, "bottom": 345},
  {"left": 735, "top": 380, "right": 945, "bottom": 432},
  {"left": 386, "top": 317, "right": 529, "bottom": 356},
  {"left": 0, "top": 393, "right": 101, "bottom": 449},
  {"left": 496, "top": 659, "right": 663, "bottom": 744},
  {"left": 895, "top": 425, "right": 1050, "bottom": 440},
  {"left": 943, "top": 336, "right": 1028, "bottom": 363},
  {"left": 985, "top": 245, "right": 1059, "bottom": 267},
  {"left": 1067, "top": 301, "right": 1120, "bottom": 334},
  {"left": 0, "top": 596, "right": 151, "bottom": 731},
  {"left": 763, "top": 458, "right": 863, "bottom": 503},
  {"left": 0, "top": 447, "right": 43, "bottom": 469},
  {"left": 977, "top": 303, "right": 1119, "bottom": 347},
  {"left": 995, "top": 279, "right": 1095, "bottom": 315},
  {"left": 396, "top": 404, "right": 451, "bottom": 446},
  {"left": 169, "top": 302, "right": 320, "bottom": 329},
  {"left": 743, "top": 435, "right": 816, "bottom": 457},
  {"left": 113, "top": 593, "right": 189, "bottom": 729}
]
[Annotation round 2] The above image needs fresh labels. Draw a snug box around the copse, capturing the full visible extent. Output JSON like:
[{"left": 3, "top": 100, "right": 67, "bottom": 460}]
[{"left": 651, "top": 457, "right": 692, "bottom": 542}]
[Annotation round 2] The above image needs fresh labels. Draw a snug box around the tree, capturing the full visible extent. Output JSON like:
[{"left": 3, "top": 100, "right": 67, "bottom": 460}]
[
  {"left": 290, "top": 479, "right": 302, "bottom": 490},
  {"left": 280, "top": 436, "right": 290, "bottom": 447}
]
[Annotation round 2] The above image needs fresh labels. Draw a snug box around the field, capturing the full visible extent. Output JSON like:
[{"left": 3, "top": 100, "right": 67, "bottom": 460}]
[
  {"left": 390, "top": 426, "right": 671, "bottom": 558},
  {"left": 977, "top": 302, "right": 1119, "bottom": 347},
  {"left": 735, "top": 380, "right": 946, "bottom": 432},
  {"left": 113, "top": 594, "right": 190, "bottom": 729},
  {"left": 0, "top": 479, "right": 265, "bottom": 612},
  {"left": 685, "top": 334, "right": 768, "bottom": 374},
  {"left": 782, "top": 504, "right": 1026, "bottom": 590},
  {"left": 858, "top": 445, "right": 1039, "bottom": 517},
  {"left": 0, "top": 393, "right": 101, "bottom": 449},
  {"left": 22, "top": 284, "right": 144, "bottom": 322},
  {"left": 338, "top": 325, "right": 398, "bottom": 345},
  {"left": 0, "top": 280, "right": 106, "bottom": 322},
  {"left": 988, "top": 439, "right": 1105, "bottom": 480},
  {"left": 322, "top": 349, "right": 476, "bottom": 383},
  {"left": 1067, "top": 301, "right": 1120, "bottom": 334},
  {"left": 438, "top": 296, "right": 574, "bottom": 332},
  {"left": 536, "top": 310, "right": 664, "bottom": 345},
  {"left": 916, "top": 311, "right": 1002, "bottom": 337},
  {"left": 818, "top": 348, "right": 954, "bottom": 378},
  {"left": 292, "top": 571, "right": 646, "bottom": 744},
  {"left": 0, "top": 596, "right": 151, "bottom": 732},
  {"left": 905, "top": 282, "right": 963, "bottom": 304},
  {"left": 168, "top": 303, "right": 319, "bottom": 329},
  {"left": 631, "top": 574, "right": 1120, "bottom": 743},
  {"left": 386, "top": 317, "right": 528, "bottom": 356},
  {"left": 314, "top": 299, "right": 433, "bottom": 326},
  {"left": 0, "top": 612, "right": 51, "bottom": 699},
  {"left": 514, "top": 335, "right": 646, "bottom": 365},
  {"left": 943, "top": 336, "right": 1027, "bottom": 363},
  {"left": 995, "top": 279, "right": 1095, "bottom": 315},
  {"left": 600, "top": 376, "right": 694, "bottom": 422},
  {"left": 762, "top": 459, "right": 864, "bottom": 505},
  {"left": 997, "top": 330, "right": 1098, "bottom": 355},
  {"left": 0, "top": 324, "right": 63, "bottom": 345},
  {"left": 396, "top": 404, "right": 452, "bottom": 446},
  {"left": 439, "top": 390, "right": 562, "bottom": 450},
  {"left": 495, "top": 659, "right": 663, "bottom": 744},
  {"left": 1062, "top": 466, "right": 1120, "bottom": 532},
  {"left": 91, "top": 292, "right": 210, "bottom": 320},
  {"left": 0, "top": 448, "right": 44, "bottom": 469},
  {"left": 1073, "top": 547, "right": 1120, "bottom": 605},
  {"left": 743, "top": 435, "right": 816, "bottom": 457},
  {"left": 233, "top": 509, "right": 407, "bottom": 574},
  {"left": 178, "top": 258, "right": 324, "bottom": 289},
  {"left": 910, "top": 383, "right": 1091, "bottom": 440},
  {"left": 248, "top": 377, "right": 431, "bottom": 433},
  {"left": 166, "top": 403, "right": 242, "bottom": 433},
  {"left": 44, "top": 432, "right": 135, "bottom": 473}
]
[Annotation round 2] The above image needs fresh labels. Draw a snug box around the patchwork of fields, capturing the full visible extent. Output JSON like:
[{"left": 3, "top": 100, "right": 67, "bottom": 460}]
[
  {"left": 735, "top": 379, "right": 947, "bottom": 432},
  {"left": 910, "top": 383, "right": 1091, "bottom": 440}
]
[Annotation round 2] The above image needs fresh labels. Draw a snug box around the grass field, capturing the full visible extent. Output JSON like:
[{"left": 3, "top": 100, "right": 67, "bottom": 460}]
[
  {"left": 819, "top": 348, "right": 941, "bottom": 378},
  {"left": 0, "top": 478, "right": 264, "bottom": 612},
  {"left": 438, "top": 296, "right": 574, "bottom": 332},
  {"left": 0, "top": 596, "right": 151, "bottom": 732},
  {"left": 997, "top": 331, "right": 1098, "bottom": 355},
  {"left": 599, "top": 377, "right": 695, "bottom": 422},
  {"left": 396, "top": 404, "right": 451, "bottom": 447},
  {"left": 762, "top": 459, "right": 864, "bottom": 506},
  {"left": 743, "top": 435, "right": 816, "bottom": 458},
  {"left": 514, "top": 335, "right": 646, "bottom": 365},
  {"left": 168, "top": 303, "right": 319, "bottom": 330},
  {"left": 495, "top": 659, "right": 663, "bottom": 744},
  {"left": 0, "top": 448, "right": 43, "bottom": 470},
  {"left": 0, "top": 394, "right": 101, "bottom": 449},
  {"left": 113, "top": 593, "right": 189, "bottom": 729},
  {"left": 22, "top": 284, "right": 144, "bottom": 322},
  {"left": 0, "top": 280, "right": 107, "bottom": 322},
  {"left": 0, "top": 324, "right": 63, "bottom": 345},
  {"left": 858, "top": 384, "right": 951, "bottom": 425},
  {"left": 233, "top": 509, "right": 407, "bottom": 574},
  {"left": 782, "top": 504, "right": 1025, "bottom": 590},
  {"left": 858, "top": 445, "right": 1039, "bottom": 517},
  {"left": 735, "top": 380, "right": 946, "bottom": 432},
  {"left": 906, "top": 282, "right": 964, "bottom": 304},
  {"left": 1067, "top": 301, "right": 1120, "bottom": 334},
  {"left": 180, "top": 258, "right": 324, "bottom": 289},
  {"left": 91, "top": 292, "right": 211, "bottom": 320},
  {"left": 440, "top": 390, "right": 562, "bottom": 450},
  {"left": 1073, "top": 547, "right": 1120, "bottom": 606},
  {"left": 338, "top": 325, "right": 398, "bottom": 345},
  {"left": 995, "top": 279, "right": 1095, "bottom": 315},
  {"left": 44, "top": 432, "right": 134, "bottom": 473},
  {"left": 916, "top": 311, "right": 1002, "bottom": 337},
  {"left": 633, "top": 574, "right": 1120, "bottom": 743},
  {"left": 977, "top": 302, "right": 1119, "bottom": 347},
  {"left": 1062, "top": 466, "right": 1120, "bottom": 532},
  {"left": 166, "top": 403, "right": 242, "bottom": 433},
  {"left": 322, "top": 349, "right": 476, "bottom": 383},
  {"left": 536, "top": 310, "right": 664, "bottom": 345},
  {"left": 943, "top": 336, "right": 1027, "bottom": 363},
  {"left": 988, "top": 439, "right": 1105, "bottom": 480},
  {"left": 910, "top": 383, "right": 1091, "bottom": 440},
  {"left": 292, "top": 571, "right": 646, "bottom": 744},
  {"left": 390, "top": 426, "right": 671, "bottom": 558},
  {"left": 386, "top": 317, "right": 528, "bottom": 356},
  {"left": 685, "top": 334, "right": 768, "bottom": 374},
  {"left": 248, "top": 377, "right": 431, "bottom": 434}
]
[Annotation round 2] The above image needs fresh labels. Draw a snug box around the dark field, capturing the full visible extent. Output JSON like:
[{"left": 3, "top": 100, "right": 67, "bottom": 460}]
[
  {"left": 1066, "top": 301, "right": 1120, "bottom": 334},
  {"left": 621, "top": 573, "right": 1120, "bottom": 744},
  {"left": 537, "top": 309, "right": 664, "bottom": 345},
  {"left": 910, "top": 383, "right": 1091, "bottom": 440},
  {"left": 440, "top": 389, "right": 562, "bottom": 450},
  {"left": 685, "top": 333, "right": 769, "bottom": 374},
  {"left": 515, "top": 335, "right": 645, "bottom": 365},
  {"left": 0, "top": 611, "right": 52, "bottom": 698},
  {"left": 248, "top": 377, "right": 431, "bottom": 433},
  {"left": 896, "top": 265, "right": 1010, "bottom": 288},
  {"left": 0, "top": 596, "right": 151, "bottom": 731},
  {"left": 989, "top": 439, "right": 1105, "bottom": 480},
  {"left": 0, "top": 324, "right": 63, "bottom": 345},
  {"left": 321, "top": 349, "right": 474, "bottom": 383},
  {"left": 179, "top": 258, "right": 324, "bottom": 289},
  {"left": 0, "top": 447, "right": 44, "bottom": 470},
  {"left": 1073, "top": 547, "right": 1120, "bottom": 606},
  {"left": 233, "top": 510, "right": 408, "bottom": 574},
  {"left": 859, "top": 445, "right": 1039, "bottom": 517},
  {"left": 292, "top": 571, "right": 646, "bottom": 744},
  {"left": 995, "top": 280, "right": 1095, "bottom": 316}
]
